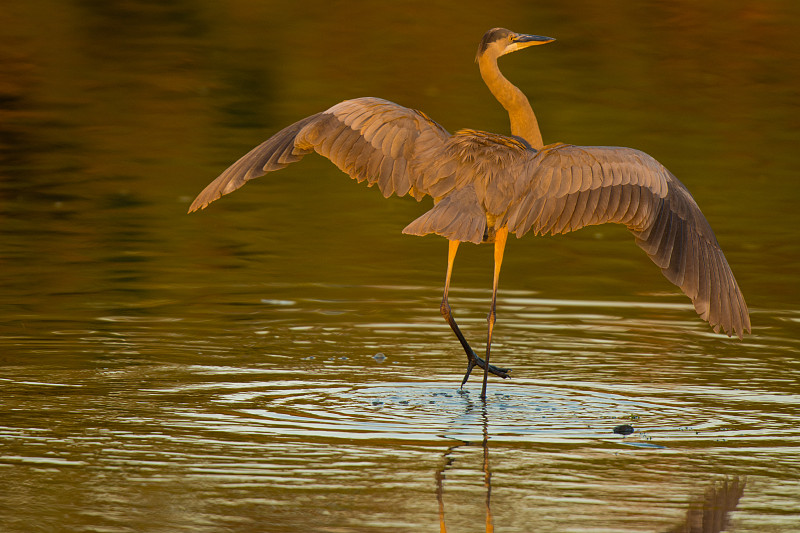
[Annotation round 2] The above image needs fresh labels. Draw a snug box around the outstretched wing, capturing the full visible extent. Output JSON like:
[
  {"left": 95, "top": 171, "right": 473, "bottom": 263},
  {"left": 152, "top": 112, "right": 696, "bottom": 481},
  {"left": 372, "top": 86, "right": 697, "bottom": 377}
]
[
  {"left": 188, "top": 97, "right": 452, "bottom": 212},
  {"left": 505, "top": 144, "right": 750, "bottom": 338}
]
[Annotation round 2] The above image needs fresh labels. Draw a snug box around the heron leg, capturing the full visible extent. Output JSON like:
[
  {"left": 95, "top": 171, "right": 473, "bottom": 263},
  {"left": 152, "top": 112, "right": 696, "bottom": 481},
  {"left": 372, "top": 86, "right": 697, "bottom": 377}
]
[
  {"left": 481, "top": 227, "right": 508, "bottom": 400},
  {"left": 440, "top": 240, "right": 511, "bottom": 385}
]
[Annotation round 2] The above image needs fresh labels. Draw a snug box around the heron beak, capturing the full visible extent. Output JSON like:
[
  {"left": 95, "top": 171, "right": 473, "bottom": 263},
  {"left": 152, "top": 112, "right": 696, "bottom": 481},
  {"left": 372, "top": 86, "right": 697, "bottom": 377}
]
[{"left": 508, "top": 34, "right": 556, "bottom": 53}]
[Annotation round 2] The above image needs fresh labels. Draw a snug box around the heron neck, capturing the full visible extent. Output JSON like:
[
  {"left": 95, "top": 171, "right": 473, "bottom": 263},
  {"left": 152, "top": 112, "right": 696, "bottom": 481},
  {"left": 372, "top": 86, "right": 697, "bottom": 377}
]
[{"left": 478, "top": 54, "right": 543, "bottom": 149}]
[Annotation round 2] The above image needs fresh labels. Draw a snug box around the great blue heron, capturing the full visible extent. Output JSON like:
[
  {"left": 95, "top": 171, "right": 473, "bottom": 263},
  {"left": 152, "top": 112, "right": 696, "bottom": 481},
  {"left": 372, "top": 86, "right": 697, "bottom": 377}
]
[{"left": 189, "top": 28, "right": 750, "bottom": 399}]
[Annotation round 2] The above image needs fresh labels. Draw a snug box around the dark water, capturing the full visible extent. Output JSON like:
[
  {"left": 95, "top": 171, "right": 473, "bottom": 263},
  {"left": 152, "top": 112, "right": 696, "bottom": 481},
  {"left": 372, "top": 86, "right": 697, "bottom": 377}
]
[{"left": 2, "top": 1, "right": 800, "bottom": 532}]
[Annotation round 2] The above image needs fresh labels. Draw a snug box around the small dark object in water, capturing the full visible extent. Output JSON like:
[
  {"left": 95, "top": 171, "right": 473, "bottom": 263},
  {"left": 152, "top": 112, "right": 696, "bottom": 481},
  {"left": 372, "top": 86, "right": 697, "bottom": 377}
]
[{"left": 614, "top": 424, "right": 635, "bottom": 435}]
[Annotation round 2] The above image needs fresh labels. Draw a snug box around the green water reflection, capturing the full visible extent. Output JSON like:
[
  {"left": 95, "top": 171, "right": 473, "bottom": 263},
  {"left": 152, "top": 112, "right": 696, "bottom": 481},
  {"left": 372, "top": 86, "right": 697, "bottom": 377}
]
[{"left": 1, "top": 1, "right": 799, "bottom": 532}]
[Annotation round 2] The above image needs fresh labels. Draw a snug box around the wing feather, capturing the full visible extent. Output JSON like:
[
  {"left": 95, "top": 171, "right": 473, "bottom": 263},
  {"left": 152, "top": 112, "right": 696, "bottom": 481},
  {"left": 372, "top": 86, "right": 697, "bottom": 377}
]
[
  {"left": 536, "top": 195, "right": 562, "bottom": 234},
  {"left": 346, "top": 106, "right": 376, "bottom": 130},
  {"left": 390, "top": 127, "right": 409, "bottom": 159},
  {"left": 627, "top": 183, "right": 643, "bottom": 227},
  {"left": 327, "top": 123, "right": 354, "bottom": 160},
  {"left": 378, "top": 156, "right": 395, "bottom": 197},
  {"left": 581, "top": 186, "right": 602, "bottom": 228},
  {"left": 614, "top": 182, "right": 634, "bottom": 223},
  {"left": 361, "top": 116, "right": 387, "bottom": 144},
  {"left": 364, "top": 149, "right": 385, "bottom": 186},
  {"left": 555, "top": 165, "right": 571, "bottom": 197},
  {"left": 554, "top": 192, "right": 579, "bottom": 234},
  {"left": 392, "top": 158, "right": 411, "bottom": 197},
  {"left": 594, "top": 184, "right": 612, "bottom": 221},
  {"left": 334, "top": 132, "right": 363, "bottom": 171},
  {"left": 317, "top": 121, "right": 344, "bottom": 156}
]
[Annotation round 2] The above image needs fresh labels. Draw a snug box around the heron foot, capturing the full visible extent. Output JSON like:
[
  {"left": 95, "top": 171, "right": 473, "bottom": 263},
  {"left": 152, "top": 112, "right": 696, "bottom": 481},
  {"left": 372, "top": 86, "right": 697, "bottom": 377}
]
[{"left": 461, "top": 350, "right": 511, "bottom": 387}]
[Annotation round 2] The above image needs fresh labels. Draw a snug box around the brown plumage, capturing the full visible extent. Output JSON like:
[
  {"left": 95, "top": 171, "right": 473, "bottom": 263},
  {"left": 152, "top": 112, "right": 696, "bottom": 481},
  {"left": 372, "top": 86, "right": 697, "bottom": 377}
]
[{"left": 189, "top": 28, "right": 750, "bottom": 399}]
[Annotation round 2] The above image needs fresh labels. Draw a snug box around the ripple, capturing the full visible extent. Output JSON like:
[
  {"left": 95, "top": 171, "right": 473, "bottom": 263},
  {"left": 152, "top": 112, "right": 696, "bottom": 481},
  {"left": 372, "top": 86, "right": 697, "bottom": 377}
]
[{"left": 158, "top": 379, "right": 750, "bottom": 448}]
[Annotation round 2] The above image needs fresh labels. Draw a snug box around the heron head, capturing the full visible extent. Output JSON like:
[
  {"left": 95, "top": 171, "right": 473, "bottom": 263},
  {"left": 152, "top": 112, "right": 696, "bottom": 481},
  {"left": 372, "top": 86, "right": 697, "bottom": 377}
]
[{"left": 476, "top": 28, "right": 555, "bottom": 61}]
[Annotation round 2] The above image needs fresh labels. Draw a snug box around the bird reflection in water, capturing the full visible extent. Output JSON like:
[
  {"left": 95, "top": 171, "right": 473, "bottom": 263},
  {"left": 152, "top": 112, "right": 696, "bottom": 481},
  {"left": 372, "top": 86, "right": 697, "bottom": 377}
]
[
  {"left": 435, "top": 396, "right": 494, "bottom": 532},
  {"left": 666, "top": 477, "right": 746, "bottom": 533},
  {"left": 434, "top": 404, "right": 746, "bottom": 533},
  {"left": 190, "top": 28, "right": 750, "bottom": 399}
]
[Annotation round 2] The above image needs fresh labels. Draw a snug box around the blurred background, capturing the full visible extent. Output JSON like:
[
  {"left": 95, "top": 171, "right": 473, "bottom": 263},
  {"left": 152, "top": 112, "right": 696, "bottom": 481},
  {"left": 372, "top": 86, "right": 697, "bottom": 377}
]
[{"left": 1, "top": 1, "right": 799, "bottom": 531}]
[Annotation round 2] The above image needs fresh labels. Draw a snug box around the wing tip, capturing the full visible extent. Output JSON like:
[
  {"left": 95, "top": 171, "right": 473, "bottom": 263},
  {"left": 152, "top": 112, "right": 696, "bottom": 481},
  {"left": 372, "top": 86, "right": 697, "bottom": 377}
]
[
  {"left": 713, "top": 309, "right": 751, "bottom": 340},
  {"left": 187, "top": 202, "right": 205, "bottom": 214},
  {"left": 187, "top": 191, "right": 219, "bottom": 214}
]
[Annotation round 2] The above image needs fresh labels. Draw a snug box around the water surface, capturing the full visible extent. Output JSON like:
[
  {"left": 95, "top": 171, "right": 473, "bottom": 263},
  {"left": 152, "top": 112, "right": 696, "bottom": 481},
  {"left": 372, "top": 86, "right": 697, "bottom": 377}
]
[{"left": 2, "top": 1, "right": 799, "bottom": 531}]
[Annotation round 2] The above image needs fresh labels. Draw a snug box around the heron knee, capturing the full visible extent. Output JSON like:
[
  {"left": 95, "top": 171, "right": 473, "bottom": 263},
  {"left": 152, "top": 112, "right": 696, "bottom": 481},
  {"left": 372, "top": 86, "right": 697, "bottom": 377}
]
[{"left": 440, "top": 299, "right": 451, "bottom": 320}]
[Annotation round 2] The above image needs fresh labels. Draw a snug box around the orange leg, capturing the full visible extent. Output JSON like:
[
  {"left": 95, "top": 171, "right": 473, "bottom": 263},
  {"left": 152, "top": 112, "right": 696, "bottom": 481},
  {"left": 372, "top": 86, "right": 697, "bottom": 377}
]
[
  {"left": 481, "top": 227, "right": 508, "bottom": 400},
  {"left": 440, "top": 240, "right": 510, "bottom": 386}
]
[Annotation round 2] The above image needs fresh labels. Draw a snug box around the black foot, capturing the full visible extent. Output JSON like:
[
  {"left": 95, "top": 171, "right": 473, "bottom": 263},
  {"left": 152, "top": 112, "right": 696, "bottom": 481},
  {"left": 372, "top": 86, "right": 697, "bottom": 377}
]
[{"left": 460, "top": 350, "right": 511, "bottom": 386}]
